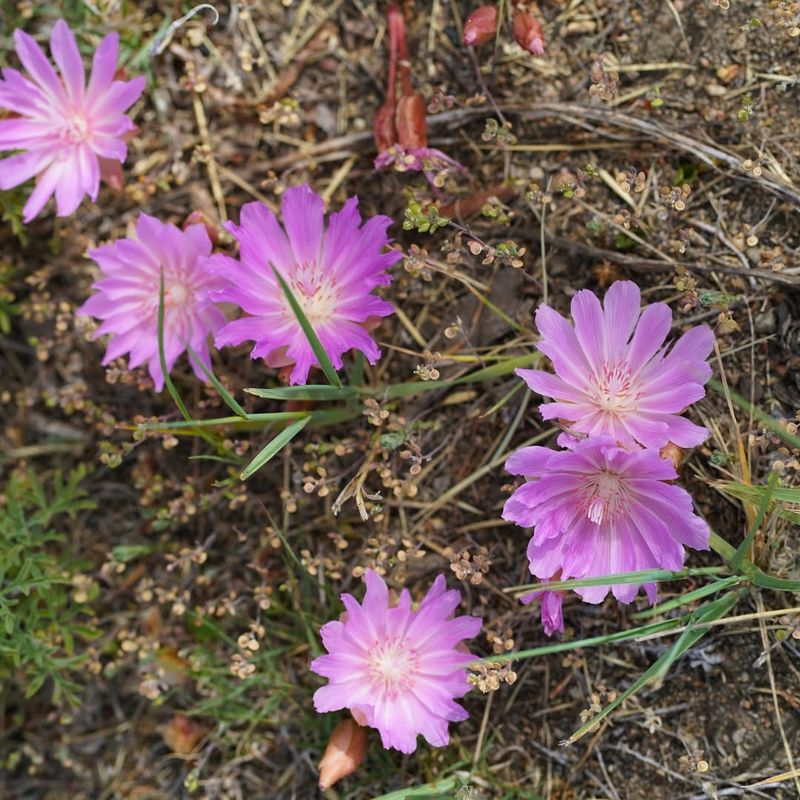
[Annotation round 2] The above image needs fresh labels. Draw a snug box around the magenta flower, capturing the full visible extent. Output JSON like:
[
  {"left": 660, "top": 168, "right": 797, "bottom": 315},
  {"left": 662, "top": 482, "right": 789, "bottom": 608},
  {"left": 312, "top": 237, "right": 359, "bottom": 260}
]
[
  {"left": 0, "top": 19, "right": 145, "bottom": 223},
  {"left": 503, "top": 435, "right": 710, "bottom": 604},
  {"left": 520, "top": 584, "right": 564, "bottom": 637},
  {"left": 311, "top": 570, "right": 482, "bottom": 754},
  {"left": 210, "top": 185, "right": 402, "bottom": 385},
  {"left": 78, "top": 214, "right": 226, "bottom": 391},
  {"left": 518, "top": 281, "right": 714, "bottom": 449}
]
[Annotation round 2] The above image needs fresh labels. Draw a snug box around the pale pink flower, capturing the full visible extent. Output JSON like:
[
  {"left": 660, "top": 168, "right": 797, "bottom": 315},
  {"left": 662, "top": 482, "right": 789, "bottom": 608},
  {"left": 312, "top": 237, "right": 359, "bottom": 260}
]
[
  {"left": 503, "top": 435, "right": 710, "bottom": 605},
  {"left": 78, "top": 214, "right": 226, "bottom": 391},
  {"left": 0, "top": 19, "right": 144, "bottom": 222},
  {"left": 210, "top": 185, "right": 402, "bottom": 384},
  {"left": 518, "top": 281, "right": 714, "bottom": 449},
  {"left": 311, "top": 570, "right": 482, "bottom": 754}
]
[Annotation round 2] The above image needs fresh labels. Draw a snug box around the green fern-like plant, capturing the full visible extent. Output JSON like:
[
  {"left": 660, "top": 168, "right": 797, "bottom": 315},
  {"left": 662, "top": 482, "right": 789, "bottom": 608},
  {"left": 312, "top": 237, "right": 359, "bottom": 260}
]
[{"left": 0, "top": 466, "right": 97, "bottom": 705}]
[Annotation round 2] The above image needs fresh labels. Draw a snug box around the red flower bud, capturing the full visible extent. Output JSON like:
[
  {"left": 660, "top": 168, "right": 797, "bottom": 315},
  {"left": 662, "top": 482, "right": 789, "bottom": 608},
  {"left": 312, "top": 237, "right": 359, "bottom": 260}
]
[
  {"left": 395, "top": 92, "right": 428, "bottom": 149},
  {"left": 183, "top": 210, "right": 220, "bottom": 245},
  {"left": 463, "top": 6, "right": 499, "bottom": 46},
  {"left": 318, "top": 718, "right": 367, "bottom": 791},
  {"left": 512, "top": 8, "right": 545, "bottom": 56}
]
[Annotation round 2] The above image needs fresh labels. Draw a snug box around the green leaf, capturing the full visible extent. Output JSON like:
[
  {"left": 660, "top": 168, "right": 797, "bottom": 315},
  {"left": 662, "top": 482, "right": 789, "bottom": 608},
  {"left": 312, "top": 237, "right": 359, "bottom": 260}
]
[
  {"left": 240, "top": 417, "right": 310, "bottom": 480},
  {"left": 271, "top": 266, "right": 343, "bottom": 388},
  {"left": 112, "top": 544, "right": 156, "bottom": 563},
  {"left": 245, "top": 385, "right": 357, "bottom": 402}
]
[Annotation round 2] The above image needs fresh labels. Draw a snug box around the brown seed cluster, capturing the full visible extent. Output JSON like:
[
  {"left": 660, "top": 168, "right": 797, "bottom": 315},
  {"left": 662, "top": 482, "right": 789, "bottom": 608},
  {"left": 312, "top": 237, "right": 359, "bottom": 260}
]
[
  {"left": 447, "top": 546, "right": 492, "bottom": 585},
  {"left": 469, "top": 661, "right": 518, "bottom": 693}
]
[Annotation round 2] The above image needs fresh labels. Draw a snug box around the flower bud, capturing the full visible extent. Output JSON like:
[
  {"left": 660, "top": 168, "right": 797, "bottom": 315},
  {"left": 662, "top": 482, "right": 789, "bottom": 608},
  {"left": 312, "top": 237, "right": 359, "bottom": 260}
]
[
  {"left": 318, "top": 717, "right": 367, "bottom": 791},
  {"left": 512, "top": 8, "right": 545, "bottom": 56},
  {"left": 463, "top": 6, "right": 499, "bottom": 46},
  {"left": 395, "top": 92, "right": 428, "bottom": 149},
  {"left": 659, "top": 442, "right": 687, "bottom": 472},
  {"left": 183, "top": 210, "right": 220, "bottom": 245}
]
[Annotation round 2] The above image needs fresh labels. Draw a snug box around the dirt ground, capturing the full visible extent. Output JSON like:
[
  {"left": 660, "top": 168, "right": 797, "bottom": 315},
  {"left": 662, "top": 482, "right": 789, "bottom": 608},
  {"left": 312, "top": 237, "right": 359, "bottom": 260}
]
[{"left": 1, "top": 0, "right": 799, "bottom": 798}]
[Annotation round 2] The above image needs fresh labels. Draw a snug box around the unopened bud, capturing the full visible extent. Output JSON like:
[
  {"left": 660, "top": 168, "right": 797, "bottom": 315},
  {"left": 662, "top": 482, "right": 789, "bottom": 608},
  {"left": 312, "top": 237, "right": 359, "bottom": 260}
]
[
  {"left": 659, "top": 442, "right": 687, "bottom": 471},
  {"left": 318, "top": 717, "right": 367, "bottom": 791},
  {"left": 463, "top": 6, "right": 499, "bottom": 46},
  {"left": 512, "top": 9, "right": 545, "bottom": 56},
  {"left": 395, "top": 93, "right": 428, "bottom": 149},
  {"left": 183, "top": 210, "right": 220, "bottom": 245}
]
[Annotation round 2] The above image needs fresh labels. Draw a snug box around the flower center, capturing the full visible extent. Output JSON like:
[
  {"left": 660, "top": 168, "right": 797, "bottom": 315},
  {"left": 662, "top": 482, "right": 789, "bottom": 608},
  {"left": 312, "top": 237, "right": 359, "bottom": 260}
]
[
  {"left": 577, "top": 470, "right": 630, "bottom": 526},
  {"left": 59, "top": 113, "right": 91, "bottom": 145},
  {"left": 288, "top": 261, "right": 340, "bottom": 324},
  {"left": 586, "top": 362, "right": 639, "bottom": 414},
  {"left": 367, "top": 637, "right": 419, "bottom": 695}
]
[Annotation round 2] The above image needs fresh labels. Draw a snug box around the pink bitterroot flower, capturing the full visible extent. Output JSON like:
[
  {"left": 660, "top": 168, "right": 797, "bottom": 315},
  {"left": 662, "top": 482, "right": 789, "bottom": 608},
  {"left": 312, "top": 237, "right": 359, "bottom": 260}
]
[
  {"left": 0, "top": 19, "right": 145, "bottom": 223},
  {"left": 518, "top": 281, "right": 714, "bottom": 449},
  {"left": 311, "top": 569, "right": 483, "bottom": 754},
  {"left": 78, "top": 214, "right": 226, "bottom": 391},
  {"left": 503, "top": 435, "right": 710, "bottom": 605},
  {"left": 520, "top": 583, "right": 564, "bottom": 637},
  {"left": 209, "top": 185, "right": 402, "bottom": 385}
]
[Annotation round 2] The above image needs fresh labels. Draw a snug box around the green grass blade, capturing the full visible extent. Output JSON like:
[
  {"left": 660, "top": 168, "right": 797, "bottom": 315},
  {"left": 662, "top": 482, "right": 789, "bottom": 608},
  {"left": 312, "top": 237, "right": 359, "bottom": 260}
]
[
  {"left": 631, "top": 575, "right": 745, "bottom": 619},
  {"left": 245, "top": 385, "right": 357, "bottom": 401},
  {"left": 732, "top": 470, "right": 778, "bottom": 569},
  {"left": 186, "top": 344, "right": 247, "bottom": 418},
  {"left": 631, "top": 575, "right": 743, "bottom": 619},
  {"left": 565, "top": 589, "right": 742, "bottom": 744},
  {"left": 492, "top": 615, "right": 690, "bottom": 664},
  {"left": 271, "top": 266, "right": 343, "bottom": 388},
  {"left": 239, "top": 417, "right": 310, "bottom": 480},
  {"left": 140, "top": 411, "right": 309, "bottom": 430},
  {"left": 507, "top": 566, "right": 727, "bottom": 595}
]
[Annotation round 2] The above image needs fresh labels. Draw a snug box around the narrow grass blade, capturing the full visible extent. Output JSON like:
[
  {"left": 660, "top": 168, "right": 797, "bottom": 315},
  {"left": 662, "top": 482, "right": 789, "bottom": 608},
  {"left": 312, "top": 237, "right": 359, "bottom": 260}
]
[
  {"left": 271, "top": 266, "right": 342, "bottom": 388},
  {"left": 714, "top": 480, "right": 800, "bottom": 525},
  {"left": 187, "top": 344, "right": 247, "bottom": 418},
  {"left": 245, "top": 385, "right": 357, "bottom": 402},
  {"left": 492, "top": 615, "right": 690, "bottom": 664},
  {"left": 507, "top": 566, "right": 726, "bottom": 595},
  {"left": 564, "top": 590, "right": 741, "bottom": 744},
  {"left": 631, "top": 575, "right": 742, "bottom": 619},
  {"left": 732, "top": 470, "right": 778, "bottom": 569},
  {"left": 239, "top": 417, "right": 310, "bottom": 480},
  {"left": 140, "top": 411, "right": 309, "bottom": 430}
]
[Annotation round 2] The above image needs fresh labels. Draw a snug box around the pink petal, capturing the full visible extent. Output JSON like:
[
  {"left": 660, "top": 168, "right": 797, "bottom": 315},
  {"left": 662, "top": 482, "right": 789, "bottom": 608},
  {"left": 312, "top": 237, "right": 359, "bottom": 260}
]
[
  {"left": 281, "top": 183, "right": 324, "bottom": 265},
  {"left": 13, "top": 28, "right": 67, "bottom": 105},
  {"left": 50, "top": 19, "right": 85, "bottom": 104}
]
